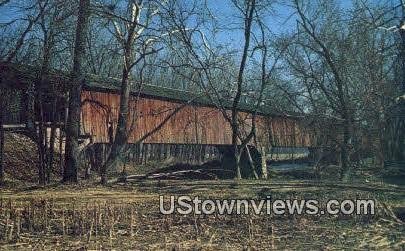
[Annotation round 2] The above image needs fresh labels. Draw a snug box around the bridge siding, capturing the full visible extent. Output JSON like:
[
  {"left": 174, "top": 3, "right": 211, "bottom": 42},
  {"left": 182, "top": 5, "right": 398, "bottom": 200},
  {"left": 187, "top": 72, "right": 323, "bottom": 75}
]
[{"left": 81, "top": 90, "right": 312, "bottom": 147}]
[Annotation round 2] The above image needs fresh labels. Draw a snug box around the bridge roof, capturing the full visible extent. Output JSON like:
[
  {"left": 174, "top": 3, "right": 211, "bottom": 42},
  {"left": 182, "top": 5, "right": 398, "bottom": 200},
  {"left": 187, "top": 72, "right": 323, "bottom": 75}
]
[
  {"left": 86, "top": 74, "right": 286, "bottom": 117},
  {"left": 1, "top": 62, "right": 298, "bottom": 117}
]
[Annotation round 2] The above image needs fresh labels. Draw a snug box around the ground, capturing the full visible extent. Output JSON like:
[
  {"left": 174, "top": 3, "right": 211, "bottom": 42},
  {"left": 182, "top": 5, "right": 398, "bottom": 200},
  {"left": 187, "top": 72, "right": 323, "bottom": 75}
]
[
  {"left": 1, "top": 133, "right": 404, "bottom": 250},
  {"left": 0, "top": 180, "right": 404, "bottom": 250}
]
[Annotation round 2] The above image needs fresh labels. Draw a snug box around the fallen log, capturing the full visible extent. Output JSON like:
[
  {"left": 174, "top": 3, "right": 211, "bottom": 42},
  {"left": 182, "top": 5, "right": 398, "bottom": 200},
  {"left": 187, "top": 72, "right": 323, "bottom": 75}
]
[
  {"left": 147, "top": 169, "right": 218, "bottom": 180},
  {"left": 117, "top": 174, "right": 147, "bottom": 182}
]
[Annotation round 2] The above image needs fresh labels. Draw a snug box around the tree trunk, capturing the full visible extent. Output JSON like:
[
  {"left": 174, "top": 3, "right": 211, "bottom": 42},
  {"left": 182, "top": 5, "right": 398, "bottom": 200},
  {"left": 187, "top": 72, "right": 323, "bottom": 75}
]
[
  {"left": 233, "top": 127, "right": 242, "bottom": 180},
  {"left": 231, "top": 0, "right": 256, "bottom": 179},
  {"left": 37, "top": 98, "right": 46, "bottom": 185},
  {"left": 63, "top": 0, "right": 91, "bottom": 183},
  {"left": 99, "top": 3, "right": 137, "bottom": 182},
  {"left": 105, "top": 68, "right": 131, "bottom": 168},
  {"left": 47, "top": 98, "right": 57, "bottom": 183},
  {"left": 0, "top": 98, "right": 4, "bottom": 186},
  {"left": 245, "top": 146, "right": 259, "bottom": 179},
  {"left": 340, "top": 122, "right": 351, "bottom": 181},
  {"left": 100, "top": 42, "right": 133, "bottom": 184},
  {"left": 377, "top": 121, "right": 386, "bottom": 168},
  {"left": 395, "top": 14, "right": 405, "bottom": 162},
  {"left": 24, "top": 79, "right": 45, "bottom": 184},
  {"left": 235, "top": 151, "right": 242, "bottom": 180},
  {"left": 260, "top": 146, "right": 268, "bottom": 179},
  {"left": 64, "top": 83, "right": 82, "bottom": 183},
  {"left": 25, "top": 81, "right": 36, "bottom": 137}
]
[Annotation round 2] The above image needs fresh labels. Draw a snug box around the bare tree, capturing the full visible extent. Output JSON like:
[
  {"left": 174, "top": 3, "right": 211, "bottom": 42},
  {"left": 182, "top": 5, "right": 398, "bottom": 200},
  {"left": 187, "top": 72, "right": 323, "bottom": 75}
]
[
  {"left": 95, "top": 0, "right": 152, "bottom": 183},
  {"left": 0, "top": 0, "right": 74, "bottom": 184},
  {"left": 94, "top": 0, "right": 179, "bottom": 184},
  {"left": 228, "top": 0, "right": 257, "bottom": 179},
  {"left": 160, "top": 0, "right": 281, "bottom": 179},
  {"left": 36, "top": 0, "right": 76, "bottom": 184},
  {"left": 275, "top": 0, "right": 404, "bottom": 178},
  {"left": 64, "top": 0, "right": 91, "bottom": 183},
  {"left": 4, "top": 4, "right": 46, "bottom": 62},
  {"left": 291, "top": 0, "right": 354, "bottom": 180}
]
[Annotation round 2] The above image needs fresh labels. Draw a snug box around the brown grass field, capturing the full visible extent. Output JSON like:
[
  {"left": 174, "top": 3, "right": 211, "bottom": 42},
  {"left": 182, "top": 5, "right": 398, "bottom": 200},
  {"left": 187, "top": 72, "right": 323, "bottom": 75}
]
[{"left": 0, "top": 180, "right": 404, "bottom": 250}]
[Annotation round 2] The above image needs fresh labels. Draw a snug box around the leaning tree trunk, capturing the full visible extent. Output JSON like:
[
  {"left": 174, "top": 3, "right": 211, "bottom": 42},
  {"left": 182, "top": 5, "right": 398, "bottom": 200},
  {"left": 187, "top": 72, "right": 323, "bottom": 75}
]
[
  {"left": 100, "top": 16, "right": 137, "bottom": 184},
  {"left": 63, "top": 0, "right": 91, "bottom": 183},
  {"left": 231, "top": 0, "right": 256, "bottom": 180},
  {"left": 100, "top": 63, "right": 131, "bottom": 184},
  {"left": 245, "top": 145, "right": 259, "bottom": 179}
]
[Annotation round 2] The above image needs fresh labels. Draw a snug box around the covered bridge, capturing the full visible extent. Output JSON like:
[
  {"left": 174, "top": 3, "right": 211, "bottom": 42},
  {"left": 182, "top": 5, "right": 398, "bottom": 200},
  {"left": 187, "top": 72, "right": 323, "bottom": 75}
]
[{"left": 0, "top": 63, "right": 315, "bottom": 166}]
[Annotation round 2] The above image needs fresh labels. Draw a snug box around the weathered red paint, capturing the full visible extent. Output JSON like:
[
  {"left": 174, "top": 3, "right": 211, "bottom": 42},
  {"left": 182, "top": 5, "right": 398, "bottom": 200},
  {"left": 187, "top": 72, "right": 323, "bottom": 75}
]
[{"left": 81, "top": 90, "right": 312, "bottom": 147}]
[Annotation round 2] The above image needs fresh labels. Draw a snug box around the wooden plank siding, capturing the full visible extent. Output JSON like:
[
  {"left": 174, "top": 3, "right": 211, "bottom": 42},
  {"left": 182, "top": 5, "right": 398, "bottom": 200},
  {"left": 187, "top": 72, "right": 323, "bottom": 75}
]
[
  {"left": 0, "top": 63, "right": 316, "bottom": 151},
  {"left": 81, "top": 90, "right": 312, "bottom": 147}
]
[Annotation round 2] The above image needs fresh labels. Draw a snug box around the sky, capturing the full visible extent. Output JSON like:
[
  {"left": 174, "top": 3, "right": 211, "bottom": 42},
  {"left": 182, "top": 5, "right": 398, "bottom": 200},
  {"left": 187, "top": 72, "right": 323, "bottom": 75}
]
[
  {"left": 198, "top": 0, "right": 378, "bottom": 47},
  {"left": 0, "top": 0, "right": 390, "bottom": 28},
  {"left": 204, "top": 0, "right": 354, "bottom": 48},
  {"left": 202, "top": 0, "right": 400, "bottom": 49},
  {"left": 0, "top": 0, "right": 400, "bottom": 52}
]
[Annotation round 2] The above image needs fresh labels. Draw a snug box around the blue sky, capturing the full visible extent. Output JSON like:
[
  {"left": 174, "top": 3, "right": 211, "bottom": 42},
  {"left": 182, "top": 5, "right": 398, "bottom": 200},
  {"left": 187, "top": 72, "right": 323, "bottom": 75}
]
[
  {"left": 0, "top": 0, "right": 398, "bottom": 49},
  {"left": 199, "top": 0, "right": 356, "bottom": 50},
  {"left": 0, "top": 0, "right": 384, "bottom": 26},
  {"left": 203, "top": 0, "right": 398, "bottom": 48}
]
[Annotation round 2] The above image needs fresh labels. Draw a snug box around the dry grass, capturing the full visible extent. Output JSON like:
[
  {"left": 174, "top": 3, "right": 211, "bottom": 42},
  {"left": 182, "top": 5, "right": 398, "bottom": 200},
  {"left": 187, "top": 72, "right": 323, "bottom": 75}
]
[
  {"left": 3, "top": 133, "right": 40, "bottom": 183},
  {"left": 2, "top": 133, "right": 62, "bottom": 184},
  {"left": 0, "top": 181, "right": 404, "bottom": 250}
]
